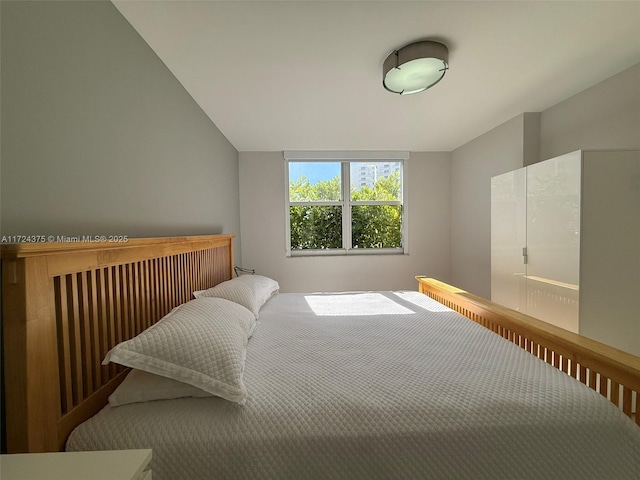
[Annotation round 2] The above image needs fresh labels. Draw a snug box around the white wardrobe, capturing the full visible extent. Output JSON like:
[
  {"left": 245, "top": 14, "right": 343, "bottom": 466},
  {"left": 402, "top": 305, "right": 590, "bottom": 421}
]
[{"left": 491, "top": 150, "right": 640, "bottom": 356}]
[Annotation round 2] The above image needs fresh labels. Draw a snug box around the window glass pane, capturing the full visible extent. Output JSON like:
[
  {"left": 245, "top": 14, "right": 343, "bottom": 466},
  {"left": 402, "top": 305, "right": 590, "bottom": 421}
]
[
  {"left": 351, "top": 205, "right": 402, "bottom": 248},
  {"left": 350, "top": 162, "right": 402, "bottom": 201},
  {"left": 289, "top": 162, "right": 342, "bottom": 202},
  {"left": 290, "top": 206, "right": 342, "bottom": 250}
]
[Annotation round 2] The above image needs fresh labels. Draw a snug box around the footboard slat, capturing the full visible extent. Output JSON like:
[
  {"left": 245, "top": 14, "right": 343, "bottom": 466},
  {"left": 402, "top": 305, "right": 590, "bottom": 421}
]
[
  {"left": 589, "top": 370, "right": 597, "bottom": 391},
  {"left": 562, "top": 357, "right": 569, "bottom": 375},
  {"left": 623, "top": 387, "right": 633, "bottom": 417},
  {"left": 417, "top": 277, "right": 640, "bottom": 425},
  {"left": 545, "top": 348, "right": 553, "bottom": 365},
  {"left": 611, "top": 381, "right": 620, "bottom": 407},
  {"left": 570, "top": 360, "right": 575, "bottom": 378},
  {"left": 599, "top": 375, "right": 609, "bottom": 398}
]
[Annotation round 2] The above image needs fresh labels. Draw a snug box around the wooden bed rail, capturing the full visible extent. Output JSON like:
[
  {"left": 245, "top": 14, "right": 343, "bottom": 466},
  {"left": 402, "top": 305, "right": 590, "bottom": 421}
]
[
  {"left": 1, "top": 235, "right": 235, "bottom": 453},
  {"left": 416, "top": 277, "right": 640, "bottom": 425}
]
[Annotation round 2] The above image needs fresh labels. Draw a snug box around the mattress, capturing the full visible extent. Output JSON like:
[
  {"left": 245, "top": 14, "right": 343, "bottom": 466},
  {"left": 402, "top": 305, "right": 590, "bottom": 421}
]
[{"left": 67, "top": 291, "right": 640, "bottom": 479}]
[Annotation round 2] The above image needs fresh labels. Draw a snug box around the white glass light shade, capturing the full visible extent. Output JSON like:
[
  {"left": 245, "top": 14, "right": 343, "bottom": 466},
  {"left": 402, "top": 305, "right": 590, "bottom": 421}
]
[{"left": 383, "top": 41, "right": 449, "bottom": 95}]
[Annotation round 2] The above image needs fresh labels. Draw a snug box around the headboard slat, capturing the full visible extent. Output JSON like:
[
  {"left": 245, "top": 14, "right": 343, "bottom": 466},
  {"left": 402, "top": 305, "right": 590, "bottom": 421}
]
[
  {"left": 68, "top": 274, "right": 84, "bottom": 406},
  {"left": 54, "top": 276, "right": 73, "bottom": 414},
  {"left": 2, "top": 234, "right": 235, "bottom": 453},
  {"left": 79, "top": 271, "right": 95, "bottom": 397},
  {"left": 92, "top": 270, "right": 103, "bottom": 393},
  {"left": 97, "top": 268, "right": 110, "bottom": 384},
  {"left": 105, "top": 266, "right": 117, "bottom": 379}
]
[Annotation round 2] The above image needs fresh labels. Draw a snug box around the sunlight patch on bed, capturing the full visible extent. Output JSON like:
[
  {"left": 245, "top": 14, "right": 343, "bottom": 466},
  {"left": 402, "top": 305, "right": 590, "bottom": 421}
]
[
  {"left": 391, "top": 291, "right": 452, "bottom": 312},
  {"left": 304, "top": 293, "right": 413, "bottom": 316}
]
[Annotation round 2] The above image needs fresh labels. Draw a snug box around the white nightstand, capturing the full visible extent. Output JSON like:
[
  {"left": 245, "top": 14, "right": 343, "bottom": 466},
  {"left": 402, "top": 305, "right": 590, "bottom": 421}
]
[{"left": 0, "top": 449, "right": 152, "bottom": 480}]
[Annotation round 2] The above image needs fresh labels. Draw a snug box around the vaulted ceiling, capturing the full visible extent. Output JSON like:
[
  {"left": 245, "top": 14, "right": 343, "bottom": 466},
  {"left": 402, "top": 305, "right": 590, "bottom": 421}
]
[{"left": 113, "top": 1, "right": 640, "bottom": 152}]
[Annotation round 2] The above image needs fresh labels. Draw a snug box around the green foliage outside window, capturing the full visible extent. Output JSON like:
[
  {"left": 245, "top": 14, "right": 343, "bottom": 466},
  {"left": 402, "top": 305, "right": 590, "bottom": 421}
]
[
  {"left": 351, "top": 205, "right": 402, "bottom": 248},
  {"left": 289, "top": 205, "right": 343, "bottom": 249},
  {"left": 289, "top": 172, "right": 402, "bottom": 250}
]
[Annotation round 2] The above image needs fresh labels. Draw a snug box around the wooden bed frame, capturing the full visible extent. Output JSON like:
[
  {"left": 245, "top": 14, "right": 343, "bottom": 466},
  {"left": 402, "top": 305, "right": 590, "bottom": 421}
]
[
  {"left": 1, "top": 235, "right": 638, "bottom": 454},
  {"left": 417, "top": 277, "right": 640, "bottom": 426}
]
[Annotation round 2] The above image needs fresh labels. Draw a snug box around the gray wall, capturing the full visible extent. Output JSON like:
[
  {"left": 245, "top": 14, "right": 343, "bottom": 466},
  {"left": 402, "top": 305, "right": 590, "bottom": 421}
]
[
  {"left": 1, "top": 1, "right": 241, "bottom": 253},
  {"left": 239, "top": 151, "right": 451, "bottom": 293},
  {"left": 450, "top": 114, "right": 538, "bottom": 297},
  {"left": 450, "top": 63, "right": 640, "bottom": 298},
  {"left": 540, "top": 64, "right": 640, "bottom": 161}
]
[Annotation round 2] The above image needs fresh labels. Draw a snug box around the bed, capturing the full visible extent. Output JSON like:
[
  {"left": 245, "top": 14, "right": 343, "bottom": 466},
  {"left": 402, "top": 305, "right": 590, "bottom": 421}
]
[{"left": 2, "top": 235, "right": 640, "bottom": 479}]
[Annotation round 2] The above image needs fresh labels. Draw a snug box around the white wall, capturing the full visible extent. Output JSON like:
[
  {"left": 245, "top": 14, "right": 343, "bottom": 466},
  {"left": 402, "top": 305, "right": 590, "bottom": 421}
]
[
  {"left": 450, "top": 114, "right": 537, "bottom": 298},
  {"left": 239, "top": 152, "right": 451, "bottom": 293},
  {"left": 540, "top": 64, "right": 640, "bottom": 161}
]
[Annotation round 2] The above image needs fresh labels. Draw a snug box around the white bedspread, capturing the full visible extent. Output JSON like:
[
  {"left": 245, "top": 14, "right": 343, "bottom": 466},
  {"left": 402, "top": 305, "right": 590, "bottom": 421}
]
[{"left": 67, "top": 292, "right": 640, "bottom": 479}]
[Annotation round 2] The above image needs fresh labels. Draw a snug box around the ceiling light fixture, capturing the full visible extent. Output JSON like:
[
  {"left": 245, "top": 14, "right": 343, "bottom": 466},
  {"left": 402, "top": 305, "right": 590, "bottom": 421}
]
[{"left": 383, "top": 41, "right": 449, "bottom": 95}]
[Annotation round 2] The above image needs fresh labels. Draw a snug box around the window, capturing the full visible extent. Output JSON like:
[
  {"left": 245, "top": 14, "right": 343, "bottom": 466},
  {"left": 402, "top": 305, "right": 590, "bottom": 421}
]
[{"left": 285, "top": 151, "right": 408, "bottom": 256}]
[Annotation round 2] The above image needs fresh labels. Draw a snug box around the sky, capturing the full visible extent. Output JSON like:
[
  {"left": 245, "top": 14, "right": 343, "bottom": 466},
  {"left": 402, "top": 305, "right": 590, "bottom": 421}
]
[{"left": 289, "top": 162, "right": 340, "bottom": 184}]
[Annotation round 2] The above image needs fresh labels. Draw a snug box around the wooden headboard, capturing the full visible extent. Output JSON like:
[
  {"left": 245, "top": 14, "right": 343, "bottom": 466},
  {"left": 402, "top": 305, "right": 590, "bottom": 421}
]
[{"left": 1, "top": 235, "right": 235, "bottom": 453}]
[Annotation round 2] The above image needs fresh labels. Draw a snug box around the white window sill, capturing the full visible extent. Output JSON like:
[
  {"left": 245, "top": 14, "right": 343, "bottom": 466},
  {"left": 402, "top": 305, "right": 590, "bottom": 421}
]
[{"left": 288, "top": 248, "right": 406, "bottom": 257}]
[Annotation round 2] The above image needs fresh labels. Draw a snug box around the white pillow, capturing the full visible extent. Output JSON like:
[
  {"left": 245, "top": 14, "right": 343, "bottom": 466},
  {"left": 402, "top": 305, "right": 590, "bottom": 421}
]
[
  {"left": 109, "top": 369, "right": 212, "bottom": 406},
  {"left": 234, "top": 275, "right": 279, "bottom": 309},
  {"left": 194, "top": 278, "right": 260, "bottom": 319},
  {"left": 102, "top": 298, "right": 254, "bottom": 405},
  {"left": 193, "top": 275, "right": 278, "bottom": 319}
]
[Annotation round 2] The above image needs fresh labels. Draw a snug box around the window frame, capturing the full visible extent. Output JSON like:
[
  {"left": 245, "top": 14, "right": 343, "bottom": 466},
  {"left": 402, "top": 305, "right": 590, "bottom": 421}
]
[{"left": 284, "top": 151, "right": 409, "bottom": 257}]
